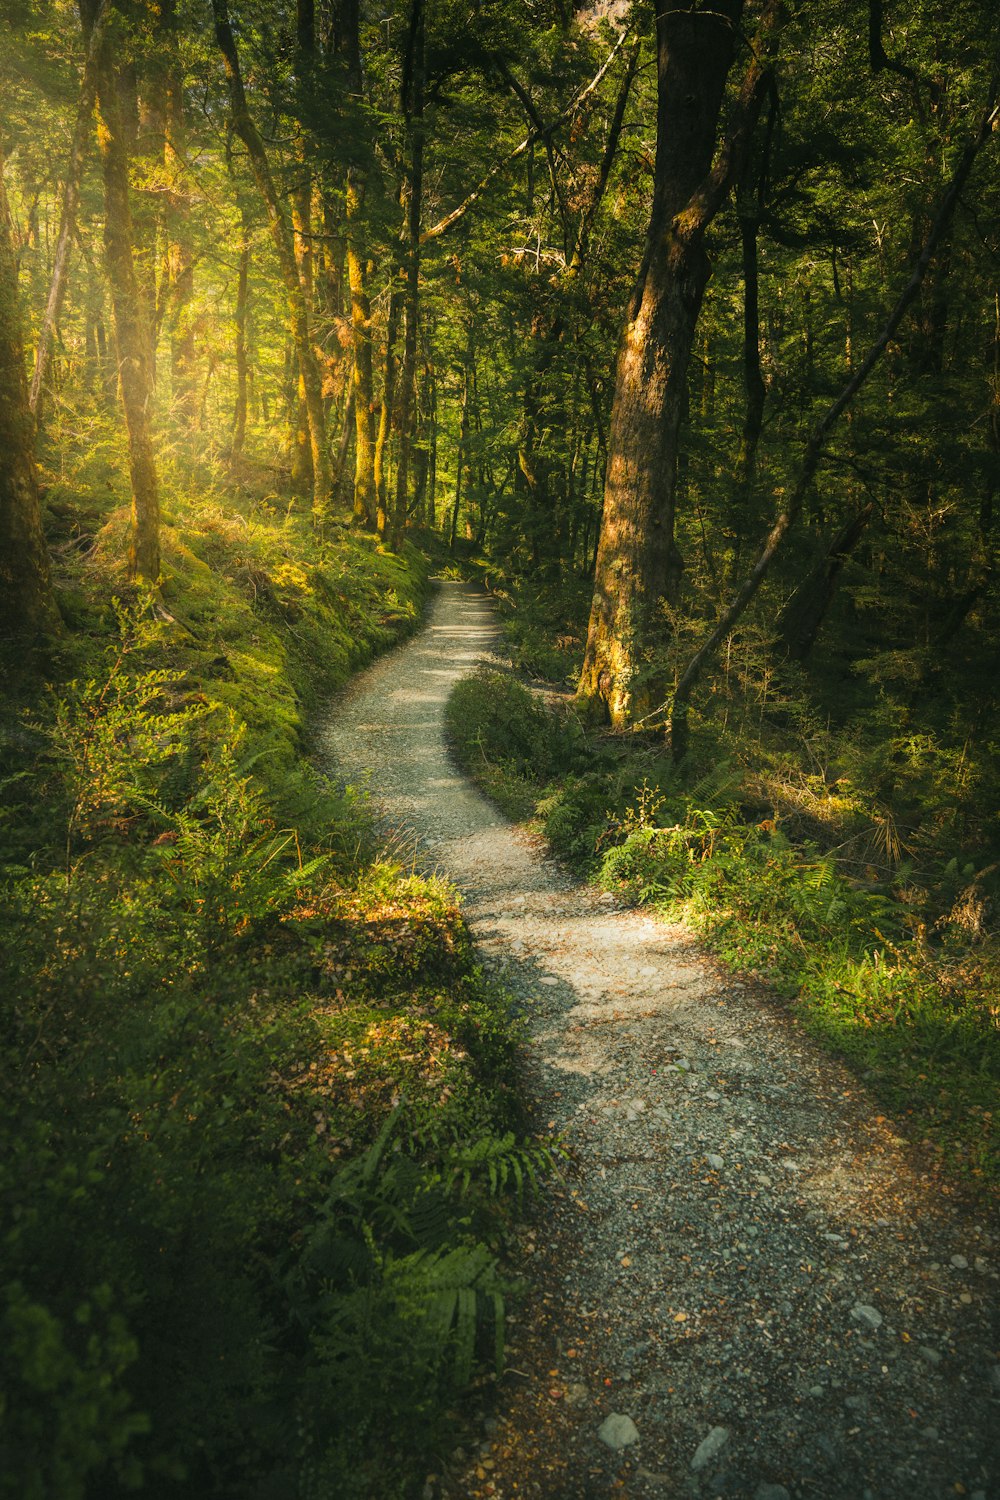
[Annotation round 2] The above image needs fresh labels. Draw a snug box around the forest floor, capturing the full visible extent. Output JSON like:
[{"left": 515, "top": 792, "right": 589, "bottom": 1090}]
[{"left": 319, "top": 581, "right": 998, "bottom": 1500}]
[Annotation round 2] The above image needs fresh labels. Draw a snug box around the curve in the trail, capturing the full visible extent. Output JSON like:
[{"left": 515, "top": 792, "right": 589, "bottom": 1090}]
[{"left": 320, "top": 581, "right": 998, "bottom": 1500}]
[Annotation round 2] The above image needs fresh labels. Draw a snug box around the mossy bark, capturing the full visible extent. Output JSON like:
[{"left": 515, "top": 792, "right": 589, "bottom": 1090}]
[
  {"left": 342, "top": 0, "right": 376, "bottom": 528},
  {"left": 375, "top": 288, "right": 400, "bottom": 539},
  {"left": 231, "top": 204, "right": 250, "bottom": 460},
  {"left": 290, "top": 0, "right": 316, "bottom": 493},
  {"left": 577, "top": 0, "right": 776, "bottom": 727},
  {"left": 30, "top": 0, "right": 109, "bottom": 420},
  {"left": 346, "top": 217, "right": 376, "bottom": 527},
  {"left": 391, "top": 0, "right": 425, "bottom": 547},
  {"left": 161, "top": 0, "right": 197, "bottom": 426}
]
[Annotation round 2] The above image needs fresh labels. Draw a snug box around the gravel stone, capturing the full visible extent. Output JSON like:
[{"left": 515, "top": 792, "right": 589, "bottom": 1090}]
[
  {"left": 320, "top": 584, "right": 1000, "bottom": 1500},
  {"left": 691, "top": 1426, "right": 730, "bottom": 1471},
  {"left": 598, "top": 1413, "right": 639, "bottom": 1451},
  {"left": 754, "top": 1486, "right": 791, "bottom": 1500}
]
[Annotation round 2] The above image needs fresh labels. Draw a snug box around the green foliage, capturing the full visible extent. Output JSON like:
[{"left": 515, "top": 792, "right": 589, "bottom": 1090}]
[
  {"left": 445, "top": 665, "right": 592, "bottom": 821},
  {"left": 450, "top": 665, "right": 1000, "bottom": 1193},
  {"left": 0, "top": 1275, "right": 148, "bottom": 1500},
  {"left": 0, "top": 519, "right": 542, "bottom": 1497},
  {"left": 279, "top": 1108, "right": 520, "bottom": 1497}
]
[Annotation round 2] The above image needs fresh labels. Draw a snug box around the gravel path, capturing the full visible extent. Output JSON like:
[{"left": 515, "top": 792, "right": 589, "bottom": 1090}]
[{"left": 318, "top": 581, "right": 998, "bottom": 1500}]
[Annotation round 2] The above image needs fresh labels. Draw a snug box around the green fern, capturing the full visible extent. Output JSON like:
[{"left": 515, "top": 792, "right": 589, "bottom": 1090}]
[
  {"left": 446, "top": 1131, "right": 560, "bottom": 1203},
  {"left": 388, "top": 1241, "right": 505, "bottom": 1382}
]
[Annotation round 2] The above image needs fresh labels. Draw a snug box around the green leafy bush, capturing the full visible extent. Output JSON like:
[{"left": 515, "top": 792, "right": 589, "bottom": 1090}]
[
  {"left": 445, "top": 667, "right": 585, "bottom": 819},
  {"left": 449, "top": 670, "right": 1000, "bottom": 1193},
  {"left": 1, "top": 534, "right": 542, "bottom": 1495}
]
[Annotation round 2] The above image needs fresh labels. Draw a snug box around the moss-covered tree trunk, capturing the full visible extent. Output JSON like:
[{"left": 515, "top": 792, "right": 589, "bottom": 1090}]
[
  {"left": 231, "top": 201, "right": 250, "bottom": 461},
  {"left": 0, "top": 135, "right": 59, "bottom": 641},
  {"left": 346, "top": 210, "right": 376, "bottom": 527},
  {"left": 289, "top": 0, "right": 316, "bottom": 494},
  {"left": 340, "top": 0, "right": 376, "bottom": 528},
  {"left": 577, "top": 0, "right": 776, "bottom": 725},
  {"left": 375, "top": 287, "right": 400, "bottom": 538},
  {"left": 90, "top": 0, "right": 161, "bottom": 583}
]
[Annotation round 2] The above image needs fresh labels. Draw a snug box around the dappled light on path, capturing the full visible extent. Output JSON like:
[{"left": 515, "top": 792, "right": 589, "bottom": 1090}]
[{"left": 321, "top": 582, "right": 998, "bottom": 1500}]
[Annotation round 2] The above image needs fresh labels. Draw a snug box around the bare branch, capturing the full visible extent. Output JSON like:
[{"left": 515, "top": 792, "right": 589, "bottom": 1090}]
[{"left": 420, "top": 25, "right": 634, "bottom": 245}]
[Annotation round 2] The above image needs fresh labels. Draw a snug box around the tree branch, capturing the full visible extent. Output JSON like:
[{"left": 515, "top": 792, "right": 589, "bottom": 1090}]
[
  {"left": 568, "top": 32, "right": 642, "bottom": 274},
  {"left": 676, "top": 0, "right": 784, "bottom": 245},
  {"left": 668, "top": 77, "right": 1000, "bottom": 759},
  {"left": 420, "top": 25, "right": 634, "bottom": 245}
]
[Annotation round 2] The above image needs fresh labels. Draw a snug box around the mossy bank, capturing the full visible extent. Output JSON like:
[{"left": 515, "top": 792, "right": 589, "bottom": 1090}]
[
  {"left": 446, "top": 661, "right": 1000, "bottom": 1200},
  {"left": 0, "top": 484, "right": 537, "bottom": 1500}
]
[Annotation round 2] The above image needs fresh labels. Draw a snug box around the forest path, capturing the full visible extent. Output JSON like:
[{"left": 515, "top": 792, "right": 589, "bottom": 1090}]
[{"left": 318, "top": 581, "right": 997, "bottom": 1500}]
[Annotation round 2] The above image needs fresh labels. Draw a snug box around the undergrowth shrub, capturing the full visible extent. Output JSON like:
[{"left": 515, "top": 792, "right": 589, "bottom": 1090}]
[
  {"left": 445, "top": 667, "right": 588, "bottom": 819},
  {"left": 447, "top": 668, "right": 1000, "bottom": 1193},
  {"left": 1, "top": 541, "right": 544, "bottom": 1494},
  {"left": 597, "top": 794, "right": 1000, "bottom": 1184}
]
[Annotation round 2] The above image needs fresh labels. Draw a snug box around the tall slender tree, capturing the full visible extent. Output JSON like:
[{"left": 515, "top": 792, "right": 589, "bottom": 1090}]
[
  {"left": 29, "top": 0, "right": 109, "bottom": 420},
  {"left": 391, "top": 0, "right": 426, "bottom": 545},
  {"left": 89, "top": 0, "right": 161, "bottom": 582},
  {"left": 212, "top": 0, "right": 331, "bottom": 517},
  {"left": 0, "top": 131, "right": 58, "bottom": 640}
]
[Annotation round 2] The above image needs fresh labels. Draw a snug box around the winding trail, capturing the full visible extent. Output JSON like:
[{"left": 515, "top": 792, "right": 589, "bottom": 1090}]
[{"left": 319, "top": 582, "right": 998, "bottom": 1500}]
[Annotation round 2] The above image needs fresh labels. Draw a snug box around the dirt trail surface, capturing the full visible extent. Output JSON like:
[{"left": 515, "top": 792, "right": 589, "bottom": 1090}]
[{"left": 319, "top": 582, "right": 998, "bottom": 1500}]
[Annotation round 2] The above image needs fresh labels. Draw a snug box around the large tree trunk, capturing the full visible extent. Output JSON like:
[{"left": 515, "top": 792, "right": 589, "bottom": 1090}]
[
  {"left": 90, "top": 0, "right": 161, "bottom": 582},
  {"left": 390, "top": 0, "right": 425, "bottom": 547},
  {"left": 212, "top": 0, "right": 330, "bottom": 516},
  {"left": 30, "top": 0, "right": 109, "bottom": 420},
  {"left": 0, "top": 134, "right": 59, "bottom": 642},
  {"left": 577, "top": 0, "right": 777, "bottom": 726},
  {"left": 289, "top": 0, "right": 316, "bottom": 493},
  {"left": 346, "top": 212, "right": 376, "bottom": 527}
]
